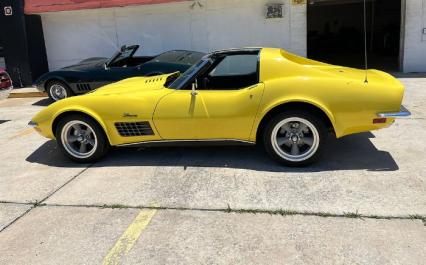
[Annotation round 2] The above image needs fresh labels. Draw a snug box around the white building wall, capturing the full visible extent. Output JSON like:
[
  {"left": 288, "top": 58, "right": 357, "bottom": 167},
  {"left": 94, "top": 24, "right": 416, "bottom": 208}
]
[
  {"left": 40, "top": 0, "right": 307, "bottom": 70},
  {"left": 403, "top": 0, "right": 426, "bottom": 72}
]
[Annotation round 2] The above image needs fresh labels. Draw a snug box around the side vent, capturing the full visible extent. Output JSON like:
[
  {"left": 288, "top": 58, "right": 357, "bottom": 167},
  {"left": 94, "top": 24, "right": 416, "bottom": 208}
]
[
  {"left": 76, "top": 83, "right": 92, "bottom": 92},
  {"left": 145, "top": 77, "right": 163, "bottom": 83},
  {"left": 115, "top": 121, "right": 154, "bottom": 137}
]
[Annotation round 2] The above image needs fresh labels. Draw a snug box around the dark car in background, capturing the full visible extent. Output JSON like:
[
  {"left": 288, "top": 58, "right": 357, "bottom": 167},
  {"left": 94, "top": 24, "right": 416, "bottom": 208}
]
[
  {"left": 34, "top": 45, "right": 205, "bottom": 101},
  {"left": 0, "top": 68, "right": 13, "bottom": 100}
]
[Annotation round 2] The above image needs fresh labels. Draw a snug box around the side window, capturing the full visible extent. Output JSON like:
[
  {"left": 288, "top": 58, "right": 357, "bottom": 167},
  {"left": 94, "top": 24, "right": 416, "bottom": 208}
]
[
  {"left": 210, "top": 54, "right": 258, "bottom": 77},
  {"left": 200, "top": 54, "right": 259, "bottom": 90}
]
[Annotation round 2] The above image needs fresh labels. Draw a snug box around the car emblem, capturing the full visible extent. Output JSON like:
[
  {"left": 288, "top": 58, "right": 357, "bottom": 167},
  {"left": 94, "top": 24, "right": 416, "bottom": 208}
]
[{"left": 122, "top": 113, "right": 138, "bottom": 118}]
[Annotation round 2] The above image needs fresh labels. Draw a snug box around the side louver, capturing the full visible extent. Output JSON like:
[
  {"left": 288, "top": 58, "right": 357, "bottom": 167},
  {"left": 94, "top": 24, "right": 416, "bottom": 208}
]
[{"left": 115, "top": 121, "right": 154, "bottom": 137}]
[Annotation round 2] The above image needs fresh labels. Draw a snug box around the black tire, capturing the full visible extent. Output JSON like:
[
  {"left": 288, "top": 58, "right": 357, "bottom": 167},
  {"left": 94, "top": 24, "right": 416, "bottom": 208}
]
[
  {"left": 55, "top": 114, "right": 110, "bottom": 163},
  {"left": 262, "top": 110, "right": 327, "bottom": 167},
  {"left": 46, "top": 80, "right": 74, "bottom": 101}
]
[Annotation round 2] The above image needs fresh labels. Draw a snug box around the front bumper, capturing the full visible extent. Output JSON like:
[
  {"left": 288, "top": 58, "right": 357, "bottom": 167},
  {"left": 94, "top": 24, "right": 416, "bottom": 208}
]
[
  {"left": 378, "top": 105, "right": 411, "bottom": 118},
  {"left": 28, "top": 121, "right": 38, "bottom": 128},
  {"left": 28, "top": 120, "right": 43, "bottom": 134}
]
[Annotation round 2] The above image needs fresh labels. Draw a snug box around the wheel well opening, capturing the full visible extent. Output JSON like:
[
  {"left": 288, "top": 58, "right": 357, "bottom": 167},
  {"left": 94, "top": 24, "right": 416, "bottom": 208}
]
[
  {"left": 52, "top": 111, "right": 107, "bottom": 139},
  {"left": 45, "top": 78, "right": 64, "bottom": 90},
  {"left": 256, "top": 102, "right": 335, "bottom": 142}
]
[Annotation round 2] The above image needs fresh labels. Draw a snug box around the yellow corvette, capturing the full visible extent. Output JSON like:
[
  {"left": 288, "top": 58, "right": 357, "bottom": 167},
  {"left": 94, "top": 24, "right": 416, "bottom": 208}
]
[{"left": 29, "top": 48, "right": 410, "bottom": 166}]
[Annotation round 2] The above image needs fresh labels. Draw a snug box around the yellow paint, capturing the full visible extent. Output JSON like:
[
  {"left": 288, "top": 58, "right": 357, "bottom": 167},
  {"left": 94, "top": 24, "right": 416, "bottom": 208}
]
[
  {"left": 9, "top": 128, "right": 35, "bottom": 139},
  {"left": 153, "top": 83, "right": 264, "bottom": 139},
  {"left": 103, "top": 209, "right": 157, "bottom": 265},
  {"left": 30, "top": 48, "right": 405, "bottom": 145}
]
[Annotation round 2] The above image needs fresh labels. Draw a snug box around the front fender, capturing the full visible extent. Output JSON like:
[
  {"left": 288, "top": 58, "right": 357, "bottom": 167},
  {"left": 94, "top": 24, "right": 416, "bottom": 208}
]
[
  {"left": 51, "top": 106, "right": 111, "bottom": 142},
  {"left": 34, "top": 73, "right": 69, "bottom": 92},
  {"left": 31, "top": 99, "right": 112, "bottom": 145}
]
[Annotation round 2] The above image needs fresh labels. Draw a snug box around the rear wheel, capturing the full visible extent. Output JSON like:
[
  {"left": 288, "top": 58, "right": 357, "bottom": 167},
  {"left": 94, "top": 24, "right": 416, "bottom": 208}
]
[
  {"left": 47, "top": 80, "right": 73, "bottom": 101},
  {"left": 263, "top": 111, "right": 326, "bottom": 166},
  {"left": 56, "top": 114, "right": 110, "bottom": 163}
]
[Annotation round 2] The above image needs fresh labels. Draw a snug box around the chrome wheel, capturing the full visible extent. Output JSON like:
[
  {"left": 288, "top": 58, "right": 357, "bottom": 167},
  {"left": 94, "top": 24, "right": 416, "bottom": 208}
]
[
  {"left": 61, "top": 121, "right": 98, "bottom": 159},
  {"left": 271, "top": 117, "right": 320, "bottom": 162},
  {"left": 50, "top": 84, "right": 67, "bottom": 101}
]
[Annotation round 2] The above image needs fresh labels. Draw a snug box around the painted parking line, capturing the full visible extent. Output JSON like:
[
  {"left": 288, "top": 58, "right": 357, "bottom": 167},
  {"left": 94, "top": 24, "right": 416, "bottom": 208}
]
[
  {"left": 9, "top": 128, "right": 35, "bottom": 139},
  {"left": 103, "top": 209, "right": 157, "bottom": 265}
]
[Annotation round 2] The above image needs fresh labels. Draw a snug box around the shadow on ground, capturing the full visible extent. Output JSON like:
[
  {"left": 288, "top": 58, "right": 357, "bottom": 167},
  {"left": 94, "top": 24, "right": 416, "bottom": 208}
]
[
  {"left": 26, "top": 132, "right": 398, "bottom": 172},
  {"left": 32, "top": 98, "right": 52, "bottom": 107}
]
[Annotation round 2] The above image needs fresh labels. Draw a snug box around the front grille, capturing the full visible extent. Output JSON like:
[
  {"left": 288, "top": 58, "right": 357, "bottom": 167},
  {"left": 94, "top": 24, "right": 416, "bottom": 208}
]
[
  {"left": 115, "top": 121, "right": 154, "bottom": 137},
  {"left": 76, "top": 83, "right": 92, "bottom": 92}
]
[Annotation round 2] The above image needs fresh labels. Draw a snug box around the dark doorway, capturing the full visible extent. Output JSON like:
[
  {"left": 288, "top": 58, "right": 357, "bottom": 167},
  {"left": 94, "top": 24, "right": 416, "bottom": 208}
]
[{"left": 307, "top": 0, "right": 402, "bottom": 71}]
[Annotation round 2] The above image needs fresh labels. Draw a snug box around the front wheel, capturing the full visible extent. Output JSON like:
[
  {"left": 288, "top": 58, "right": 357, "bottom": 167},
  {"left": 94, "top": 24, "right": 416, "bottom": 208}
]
[
  {"left": 47, "top": 81, "right": 73, "bottom": 101},
  {"left": 56, "top": 114, "right": 110, "bottom": 163},
  {"left": 263, "top": 111, "right": 327, "bottom": 167}
]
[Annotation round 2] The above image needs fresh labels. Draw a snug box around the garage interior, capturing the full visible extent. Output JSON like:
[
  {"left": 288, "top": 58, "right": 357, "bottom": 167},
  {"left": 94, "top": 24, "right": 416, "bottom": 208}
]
[{"left": 307, "top": 0, "right": 402, "bottom": 71}]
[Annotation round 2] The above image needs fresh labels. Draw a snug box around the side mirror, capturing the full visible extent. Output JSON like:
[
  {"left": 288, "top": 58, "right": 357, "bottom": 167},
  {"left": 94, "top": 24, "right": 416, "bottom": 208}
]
[
  {"left": 191, "top": 79, "right": 198, "bottom": 96},
  {"left": 120, "top": 45, "right": 127, "bottom": 52}
]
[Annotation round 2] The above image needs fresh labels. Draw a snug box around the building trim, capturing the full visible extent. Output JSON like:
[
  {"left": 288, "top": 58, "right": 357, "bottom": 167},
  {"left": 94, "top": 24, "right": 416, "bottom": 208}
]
[
  {"left": 24, "top": 0, "right": 186, "bottom": 14},
  {"left": 399, "top": 0, "right": 406, "bottom": 72}
]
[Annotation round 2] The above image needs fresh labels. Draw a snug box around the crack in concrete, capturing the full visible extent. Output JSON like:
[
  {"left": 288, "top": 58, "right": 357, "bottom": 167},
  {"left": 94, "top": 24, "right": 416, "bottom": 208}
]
[
  {"left": 1, "top": 201, "right": 425, "bottom": 225},
  {"left": 0, "top": 164, "right": 93, "bottom": 233},
  {"left": 37, "top": 164, "right": 93, "bottom": 206}
]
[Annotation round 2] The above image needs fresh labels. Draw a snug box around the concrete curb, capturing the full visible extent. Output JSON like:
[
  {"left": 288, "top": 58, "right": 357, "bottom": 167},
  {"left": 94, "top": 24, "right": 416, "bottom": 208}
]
[{"left": 8, "top": 91, "right": 47, "bottom": 98}]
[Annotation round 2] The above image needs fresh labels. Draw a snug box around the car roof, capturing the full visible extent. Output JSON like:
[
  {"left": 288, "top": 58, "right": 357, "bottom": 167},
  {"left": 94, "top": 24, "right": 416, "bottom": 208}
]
[
  {"left": 210, "top": 48, "right": 262, "bottom": 56},
  {"left": 158, "top": 50, "right": 205, "bottom": 55}
]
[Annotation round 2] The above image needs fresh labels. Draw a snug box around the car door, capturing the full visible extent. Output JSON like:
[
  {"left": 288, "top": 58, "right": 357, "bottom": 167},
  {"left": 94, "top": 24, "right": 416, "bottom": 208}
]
[{"left": 153, "top": 53, "right": 264, "bottom": 141}]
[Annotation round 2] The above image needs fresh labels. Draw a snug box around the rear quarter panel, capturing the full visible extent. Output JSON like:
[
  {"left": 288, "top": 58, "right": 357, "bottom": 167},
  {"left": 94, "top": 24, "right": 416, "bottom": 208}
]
[{"left": 251, "top": 49, "right": 403, "bottom": 140}]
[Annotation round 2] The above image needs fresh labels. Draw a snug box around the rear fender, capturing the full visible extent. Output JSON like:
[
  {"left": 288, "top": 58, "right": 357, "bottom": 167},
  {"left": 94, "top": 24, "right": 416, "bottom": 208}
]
[{"left": 250, "top": 97, "right": 338, "bottom": 141}]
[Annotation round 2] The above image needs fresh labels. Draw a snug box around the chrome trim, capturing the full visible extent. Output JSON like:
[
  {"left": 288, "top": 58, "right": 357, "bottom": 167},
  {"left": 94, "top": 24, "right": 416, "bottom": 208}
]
[
  {"left": 378, "top": 105, "right": 411, "bottom": 118},
  {"left": 28, "top": 121, "right": 38, "bottom": 128},
  {"left": 271, "top": 117, "right": 320, "bottom": 162},
  {"left": 122, "top": 113, "right": 138, "bottom": 118},
  {"left": 117, "top": 139, "right": 255, "bottom": 147}
]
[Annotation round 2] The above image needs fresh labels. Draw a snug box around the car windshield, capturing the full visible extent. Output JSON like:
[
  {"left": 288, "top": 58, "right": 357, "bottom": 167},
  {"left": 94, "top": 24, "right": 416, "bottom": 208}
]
[
  {"left": 106, "top": 46, "right": 138, "bottom": 67},
  {"left": 167, "top": 58, "right": 212, "bottom": 90},
  {"left": 151, "top": 51, "right": 205, "bottom": 65}
]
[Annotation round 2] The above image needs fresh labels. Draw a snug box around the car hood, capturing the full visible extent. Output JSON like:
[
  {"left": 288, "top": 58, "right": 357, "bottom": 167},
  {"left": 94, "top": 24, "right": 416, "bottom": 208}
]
[
  {"left": 89, "top": 73, "right": 176, "bottom": 96},
  {"left": 60, "top": 58, "right": 108, "bottom": 71}
]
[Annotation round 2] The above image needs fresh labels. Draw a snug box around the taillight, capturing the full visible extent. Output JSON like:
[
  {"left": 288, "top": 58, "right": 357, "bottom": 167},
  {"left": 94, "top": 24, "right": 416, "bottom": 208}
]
[
  {"left": 0, "top": 73, "right": 12, "bottom": 90},
  {"left": 373, "top": 118, "right": 387, "bottom": 124}
]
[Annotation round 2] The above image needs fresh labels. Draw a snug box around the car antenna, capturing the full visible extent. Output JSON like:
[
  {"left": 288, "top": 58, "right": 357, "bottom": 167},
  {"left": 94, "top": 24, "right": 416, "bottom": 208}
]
[{"left": 363, "top": 0, "right": 369, "bottom": 84}]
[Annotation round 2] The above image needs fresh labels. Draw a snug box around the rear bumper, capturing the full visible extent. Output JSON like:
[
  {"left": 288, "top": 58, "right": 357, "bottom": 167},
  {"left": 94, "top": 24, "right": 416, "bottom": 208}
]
[{"left": 378, "top": 105, "right": 411, "bottom": 118}]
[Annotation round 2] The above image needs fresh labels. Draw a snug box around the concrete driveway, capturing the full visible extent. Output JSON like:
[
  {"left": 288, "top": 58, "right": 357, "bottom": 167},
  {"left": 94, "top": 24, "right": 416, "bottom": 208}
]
[{"left": 0, "top": 77, "right": 425, "bottom": 264}]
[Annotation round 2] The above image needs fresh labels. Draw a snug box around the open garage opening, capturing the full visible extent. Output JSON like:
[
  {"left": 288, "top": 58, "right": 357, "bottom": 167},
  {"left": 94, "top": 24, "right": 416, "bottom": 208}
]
[{"left": 307, "top": 0, "right": 403, "bottom": 71}]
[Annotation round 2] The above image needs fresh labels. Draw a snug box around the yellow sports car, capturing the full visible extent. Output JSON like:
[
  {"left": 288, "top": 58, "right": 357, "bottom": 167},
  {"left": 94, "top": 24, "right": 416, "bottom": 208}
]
[{"left": 29, "top": 48, "right": 410, "bottom": 166}]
